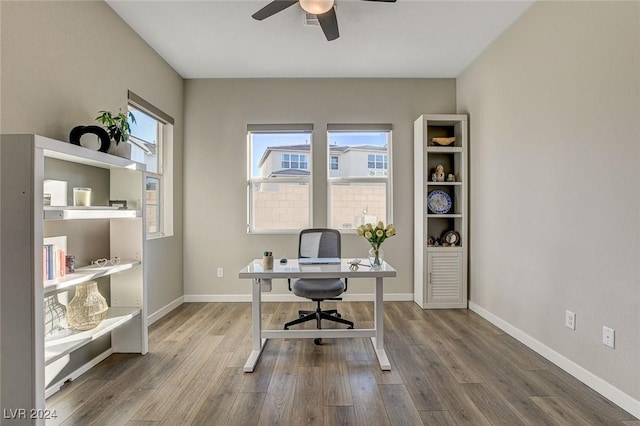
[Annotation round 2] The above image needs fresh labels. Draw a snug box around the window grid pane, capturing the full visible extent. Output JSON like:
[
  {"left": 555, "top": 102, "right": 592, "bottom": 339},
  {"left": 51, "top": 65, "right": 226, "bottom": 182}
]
[
  {"left": 248, "top": 130, "right": 312, "bottom": 232},
  {"left": 128, "top": 106, "right": 161, "bottom": 174},
  {"left": 328, "top": 130, "right": 391, "bottom": 230},
  {"left": 145, "top": 176, "right": 160, "bottom": 234},
  {"left": 251, "top": 181, "right": 310, "bottom": 230},
  {"left": 329, "top": 181, "right": 387, "bottom": 230},
  {"left": 331, "top": 156, "right": 339, "bottom": 170}
]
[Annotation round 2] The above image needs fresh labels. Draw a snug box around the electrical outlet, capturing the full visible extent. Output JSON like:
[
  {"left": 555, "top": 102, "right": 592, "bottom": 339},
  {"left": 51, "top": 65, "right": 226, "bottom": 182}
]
[
  {"left": 565, "top": 310, "right": 576, "bottom": 330},
  {"left": 602, "top": 326, "right": 615, "bottom": 348},
  {"left": 217, "top": 267, "right": 224, "bottom": 278}
]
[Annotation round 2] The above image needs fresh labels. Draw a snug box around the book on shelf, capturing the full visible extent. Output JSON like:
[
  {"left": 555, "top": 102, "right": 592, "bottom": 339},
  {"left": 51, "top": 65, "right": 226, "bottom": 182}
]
[{"left": 43, "top": 236, "right": 67, "bottom": 282}]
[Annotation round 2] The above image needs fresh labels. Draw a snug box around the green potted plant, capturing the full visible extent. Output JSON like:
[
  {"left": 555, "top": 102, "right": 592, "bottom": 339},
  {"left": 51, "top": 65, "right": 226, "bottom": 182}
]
[{"left": 95, "top": 109, "right": 136, "bottom": 145}]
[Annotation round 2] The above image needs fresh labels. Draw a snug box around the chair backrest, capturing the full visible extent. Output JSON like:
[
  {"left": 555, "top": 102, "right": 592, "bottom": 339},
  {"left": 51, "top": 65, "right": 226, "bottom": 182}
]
[{"left": 298, "top": 228, "right": 341, "bottom": 258}]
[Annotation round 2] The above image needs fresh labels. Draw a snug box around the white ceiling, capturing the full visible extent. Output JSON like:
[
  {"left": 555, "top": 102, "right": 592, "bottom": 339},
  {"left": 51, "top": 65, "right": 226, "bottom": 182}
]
[{"left": 106, "top": 0, "right": 533, "bottom": 79}]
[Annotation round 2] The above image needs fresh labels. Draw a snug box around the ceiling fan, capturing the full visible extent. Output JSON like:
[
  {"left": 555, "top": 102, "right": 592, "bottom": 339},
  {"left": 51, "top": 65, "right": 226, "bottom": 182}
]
[{"left": 252, "top": 0, "right": 397, "bottom": 41}]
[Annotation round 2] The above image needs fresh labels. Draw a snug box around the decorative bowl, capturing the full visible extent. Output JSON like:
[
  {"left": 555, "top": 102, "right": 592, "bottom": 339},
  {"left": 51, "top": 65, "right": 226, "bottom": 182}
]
[{"left": 431, "top": 137, "right": 456, "bottom": 146}]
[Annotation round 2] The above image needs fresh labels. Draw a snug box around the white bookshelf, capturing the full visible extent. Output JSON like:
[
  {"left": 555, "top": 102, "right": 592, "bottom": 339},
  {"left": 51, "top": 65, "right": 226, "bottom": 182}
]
[
  {"left": 1, "top": 134, "right": 148, "bottom": 420},
  {"left": 414, "top": 115, "right": 469, "bottom": 309}
]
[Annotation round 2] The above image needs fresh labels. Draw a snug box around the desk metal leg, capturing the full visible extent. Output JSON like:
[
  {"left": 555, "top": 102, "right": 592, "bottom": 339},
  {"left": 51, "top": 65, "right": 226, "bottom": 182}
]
[
  {"left": 370, "top": 276, "right": 391, "bottom": 370},
  {"left": 244, "top": 278, "right": 267, "bottom": 372}
]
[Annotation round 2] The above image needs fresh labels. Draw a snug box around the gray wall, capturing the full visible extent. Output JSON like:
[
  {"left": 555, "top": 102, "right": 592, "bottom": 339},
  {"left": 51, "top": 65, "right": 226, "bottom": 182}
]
[
  {"left": 0, "top": 0, "right": 184, "bottom": 316},
  {"left": 457, "top": 1, "right": 639, "bottom": 402},
  {"left": 183, "top": 78, "right": 455, "bottom": 298}
]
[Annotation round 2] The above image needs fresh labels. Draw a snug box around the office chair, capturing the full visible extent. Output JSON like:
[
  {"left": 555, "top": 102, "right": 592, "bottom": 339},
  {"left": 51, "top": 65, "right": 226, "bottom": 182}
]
[{"left": 284, "top": 228, "right": 354, "bottom": 344}]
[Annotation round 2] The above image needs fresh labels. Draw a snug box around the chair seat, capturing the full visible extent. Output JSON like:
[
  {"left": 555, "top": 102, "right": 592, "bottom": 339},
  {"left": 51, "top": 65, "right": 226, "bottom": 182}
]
[{"left": 292, "top": 278, "right": 345, "bottom": 300}]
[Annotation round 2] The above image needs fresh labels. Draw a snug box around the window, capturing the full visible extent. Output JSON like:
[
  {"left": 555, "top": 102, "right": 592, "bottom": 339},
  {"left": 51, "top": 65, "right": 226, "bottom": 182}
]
[
  {"left": 327, "top": 125, "right": 392, "bottom": 230},
  {"left": 247, "top": 124, "right": 313, "bottom": 233},
  {"left": 129, "top": 107, "right": 160, "bottom": 173},
  {"left": 330, "top": 156, "right": 339, "bottom": 170},
  {"left": 367, "top": 154, "right": 388, "bottom": 175},
  {"left": 127, "top": 91, "right": 174, "bottom": 238},
  {"left": 282, "top": 153, "right": 308, "bottom": 170},
  {"left": 145, "top": 176, "right": 160, "bottom": 233}
]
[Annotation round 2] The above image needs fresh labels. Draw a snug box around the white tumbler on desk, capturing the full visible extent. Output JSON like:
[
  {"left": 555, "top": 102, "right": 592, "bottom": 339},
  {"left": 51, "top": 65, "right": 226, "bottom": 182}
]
[{"left": 73, "top": 187, "right": 91, "bottom": 206}]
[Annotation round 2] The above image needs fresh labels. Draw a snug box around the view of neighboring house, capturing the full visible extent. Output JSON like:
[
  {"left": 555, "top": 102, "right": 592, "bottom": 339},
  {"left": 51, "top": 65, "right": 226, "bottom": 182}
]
[
  {"left": 253, "top": 143, "right": 388, "bottom": 230},
  {"left": 257, "top": 144, "right": 311, "bottom": 177},
  {"left": 257, "top": 143, "right": 388, "bottom": 178}
]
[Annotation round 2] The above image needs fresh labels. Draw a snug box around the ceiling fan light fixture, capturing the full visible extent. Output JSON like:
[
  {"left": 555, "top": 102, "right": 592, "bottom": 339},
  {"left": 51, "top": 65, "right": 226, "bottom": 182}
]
[{"left": 299, "top": 0, "right": 334, "bottom": 15}]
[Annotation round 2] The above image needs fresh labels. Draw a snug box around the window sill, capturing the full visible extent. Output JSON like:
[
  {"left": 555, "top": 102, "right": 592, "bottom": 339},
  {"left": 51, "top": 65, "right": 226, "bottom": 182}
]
[
  {"left": 247, "top": 229, "right": 301, "bottom": 235},
  {"left": 147, "top": 232, "right": 171, "bottom": 240}
]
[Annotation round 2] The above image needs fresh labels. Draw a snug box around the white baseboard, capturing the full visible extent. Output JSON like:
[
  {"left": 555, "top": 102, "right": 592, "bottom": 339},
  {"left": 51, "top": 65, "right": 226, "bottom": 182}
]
[
  {"left": 148, "top": 296, "right": 184, "bottom": 325},
  {"left": 184, "top": 293, "right": 413, "bottom": 303},
  {"left": 469, "top": 301, "right": 640, "bottom": 419},
  {"left": 45, "top": 348, "right": 113, "bottom": 398}
]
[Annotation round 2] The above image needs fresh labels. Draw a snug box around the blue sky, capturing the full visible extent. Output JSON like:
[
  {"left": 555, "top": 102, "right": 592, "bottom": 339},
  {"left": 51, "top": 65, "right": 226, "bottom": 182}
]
[{"left": 129, "top": 107, "right": 158, "bottom": 144}]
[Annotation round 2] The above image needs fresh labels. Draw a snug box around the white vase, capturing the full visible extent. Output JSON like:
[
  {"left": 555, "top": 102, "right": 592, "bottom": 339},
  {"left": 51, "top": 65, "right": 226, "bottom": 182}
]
[
  {"left": 66, "top": 281, "right": 108, "bottom": 331},
  {"left": 368, "top": 246, "right": 384, "bottom": 268},
  {"left": 107, "top": 140, "right": 132, "bottom": 159}
]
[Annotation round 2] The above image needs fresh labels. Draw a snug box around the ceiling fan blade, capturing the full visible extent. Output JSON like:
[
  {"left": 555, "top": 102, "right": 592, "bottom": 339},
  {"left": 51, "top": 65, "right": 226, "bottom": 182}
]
[
  {"left": 317, "top": 7, "right": 339, "bottom": 41},
  {"left": 252, "top": 0, "right": 299, "bottom": 20}
]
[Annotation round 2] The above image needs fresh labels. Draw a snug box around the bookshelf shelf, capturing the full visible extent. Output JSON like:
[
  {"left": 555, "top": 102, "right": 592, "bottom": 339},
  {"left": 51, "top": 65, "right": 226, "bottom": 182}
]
[
  {"left": 45, "top": 307, "right": 141, "bottom": 365},
  {"left": 44, "top": 260, "right": 142, "bottom": 294},
  {"left": 44, "top": 207, "right": 141, "bottom": 220}
]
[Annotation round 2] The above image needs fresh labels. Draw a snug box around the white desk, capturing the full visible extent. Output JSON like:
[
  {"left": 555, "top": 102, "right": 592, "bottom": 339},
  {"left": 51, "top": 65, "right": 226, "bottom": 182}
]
[{"left": 238, "top": 258, "right": 397, "bottom": 372}]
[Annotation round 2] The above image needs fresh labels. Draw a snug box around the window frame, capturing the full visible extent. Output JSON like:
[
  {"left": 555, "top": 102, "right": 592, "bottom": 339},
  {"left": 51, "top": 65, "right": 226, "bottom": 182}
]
[
  {"left": 128, "top": 91, "right": 174, "bottom": 239},
  {"left": 247, "top": 124, "right": 314, "bottom": 234},
  {"left": 326, "top": 125, "right": 393, "bottom": 232}
]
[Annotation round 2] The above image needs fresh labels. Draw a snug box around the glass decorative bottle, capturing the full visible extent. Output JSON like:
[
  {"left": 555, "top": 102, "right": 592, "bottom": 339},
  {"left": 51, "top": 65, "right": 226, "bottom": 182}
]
[
  {"left": 44, "top": 294, "right": 67, "bottom": 336},
  {"left": 66, "top": 281, "right": 108, "bottom": 331}
]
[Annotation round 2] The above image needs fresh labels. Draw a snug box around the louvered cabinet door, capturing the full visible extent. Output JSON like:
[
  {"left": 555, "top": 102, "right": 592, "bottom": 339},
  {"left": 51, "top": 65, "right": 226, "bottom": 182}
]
[{"left": 426, "top": 250, "right": 466, "bottom": 308}]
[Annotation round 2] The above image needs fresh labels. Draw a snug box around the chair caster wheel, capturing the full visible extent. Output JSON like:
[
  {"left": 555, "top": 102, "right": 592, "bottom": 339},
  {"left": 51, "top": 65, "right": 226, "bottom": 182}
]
[
  {"left": 299, "top": 314, "right": 305, "bottom": 319},
  {"left": 348, "top": 326, "right": 354, "bottom": 329},
  {"left": 284, "top": 326, "right": 289, "bottom": 330},
  {"left": 314, "top": 338, "right": 322, "bottom": 345},
  {"left": 335, "top": 313, "right": 341, "bottom": 318}
]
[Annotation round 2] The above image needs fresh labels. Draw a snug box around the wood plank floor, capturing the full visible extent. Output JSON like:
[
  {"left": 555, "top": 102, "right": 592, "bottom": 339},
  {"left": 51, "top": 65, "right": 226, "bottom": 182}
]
[{"left": 47, "top": 302, "right": 638, "bottom": 425}]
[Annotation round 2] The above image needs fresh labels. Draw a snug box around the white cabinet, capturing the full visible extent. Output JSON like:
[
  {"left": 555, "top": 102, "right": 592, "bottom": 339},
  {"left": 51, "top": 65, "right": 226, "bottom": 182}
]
[
  {"left": 1, "top": 134, "right": 148, "bottom": 420},
  {"left": 427, "top": 250, "right": 464, "bottom": 307},
  {"left": 414, "top": 115, "right": 468, "bottom": 309}
]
